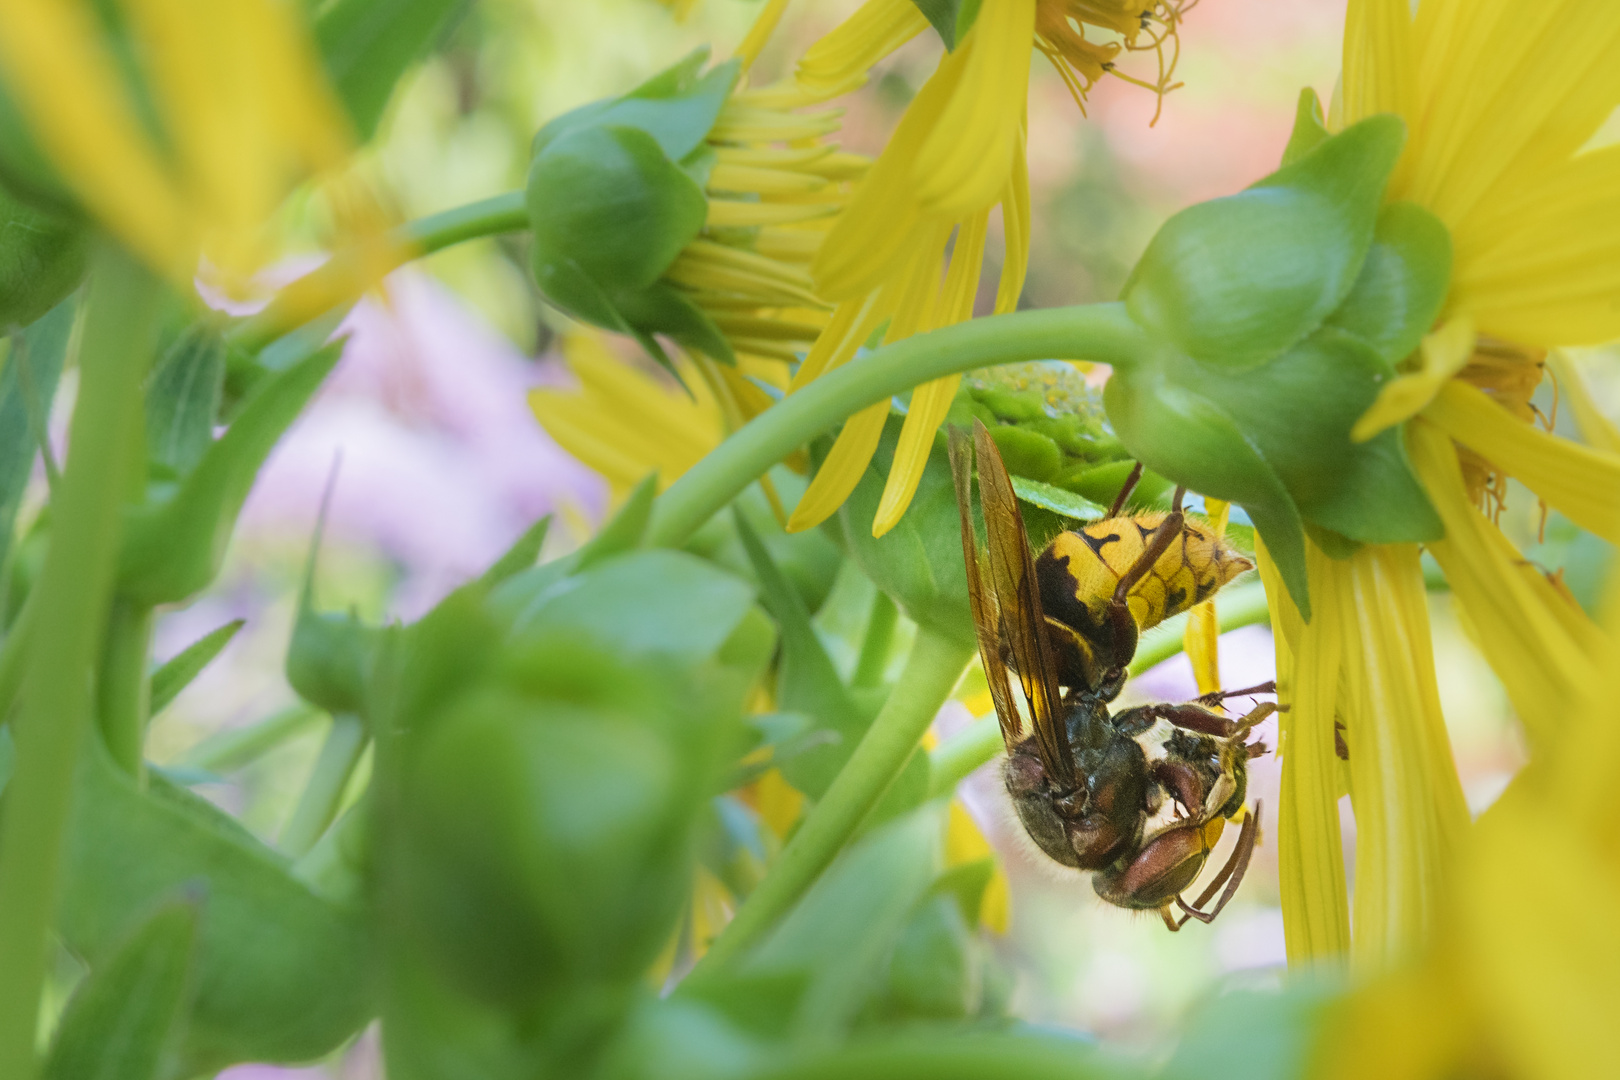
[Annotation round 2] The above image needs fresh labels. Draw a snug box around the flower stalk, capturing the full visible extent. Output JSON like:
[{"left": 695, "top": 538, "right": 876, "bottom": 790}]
[{"left": 0, "top": 246, "right": 163, "bottom": 1080}]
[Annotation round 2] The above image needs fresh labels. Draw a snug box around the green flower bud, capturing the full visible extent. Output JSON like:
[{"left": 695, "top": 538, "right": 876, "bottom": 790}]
[
  {"left": 1106, "top": 109, "right": 1451, "bottom": 615},
  {"left": 526, "top": 50, "right": 738, "bottom": 366}
]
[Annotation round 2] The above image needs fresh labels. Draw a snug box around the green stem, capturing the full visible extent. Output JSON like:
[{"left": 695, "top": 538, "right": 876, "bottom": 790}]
[
  {"left": 0, "top": 247, "right": 162, "bottom": 1080},
  {"left": 0, "top": 592, "right": 37, "bottom": 726},
  {"left": 278, "top": 712, "right": 368, "bottom": 858},
  {"left": 97, "top": 599, "right": 153, "bottom": 779},
  {"left": 851, "top": 591, "right": 898, "bottom": 689},
  {"left": 647, "top": 304, "right": 1146, "bottom": 548},
  {"left": 228, "top": 190, "right": 528, "bottom": 354},
  {"left": 173, "top": 703, "right": 320, "bottom": 774},
  {"left": 925, "top": 582, "right": 1276, "bottom": 799},
  {"left": 695, "top": 627, "right": 972, "bottom": 974}
]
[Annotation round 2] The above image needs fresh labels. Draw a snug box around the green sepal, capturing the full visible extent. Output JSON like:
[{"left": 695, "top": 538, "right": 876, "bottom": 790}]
[
  {"left": 1108, "top": 116, "right": 1451, "bottom": 616},
  {"left": 1124, "top": 115, "right": 1406, "bottom": 372},
  {"left": 532, "top": 50, "right": 737, "bottom": 165},
  {"left": 286, "top": 495, "right": 379, "bottom": 719},
  {"left": 1280, "top": 87, "right": 1330, "bottom": 167},
  {"left": 61, "top": 747, "right": 371, "bottom": 1073},
  {"left": 118, "top": 337, "right": 345, "bottom": 604},
  {"left": 911, "top": 0, "right": 983, "bottom": 49},
  {"left": 835, "top": 414, "right": 975, "bottom": 650},
  {"left": 44, "top": 894, "right": 201, "bottom": 1080},
  {"left": 477, "top": 515, "right": 552, "bottom": 588},
  {"left": 150, "top": 618, "right": 244, "bottom": 715}
]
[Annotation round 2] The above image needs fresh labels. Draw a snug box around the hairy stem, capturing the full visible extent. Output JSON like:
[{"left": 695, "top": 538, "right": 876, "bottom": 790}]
[
  {"left": 0, "top": 247, "right": 162, "bottom": 1080},
  {"left": 647, "top": 304, "right": 1147, "bottom": 548},
  {"left": 695, "top": 627, "right": 972, "bottom": 973},
  {"left": 228, "top": 190, "right": 528, "bottom": 353}
]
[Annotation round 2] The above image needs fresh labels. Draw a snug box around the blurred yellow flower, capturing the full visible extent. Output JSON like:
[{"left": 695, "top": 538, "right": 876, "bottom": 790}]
[
  {"left": 945, "top": 799, "right": 1011, "bottom": 935},
  {"left": 1263, "top": 0, "right": 1620, "bottom": 977},
  {"left": 785, "top": 0, "right": 1192, "bottom": 538},
  {"left": 0, "top": 0, "right": 377, "bottom": 286}
]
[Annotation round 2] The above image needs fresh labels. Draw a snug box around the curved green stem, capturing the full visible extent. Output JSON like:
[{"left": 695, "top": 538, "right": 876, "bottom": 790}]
[
  {"left": 228, "top": 190, "right": 528, "bottom": 354},
  {"left": 647, "top": 304, "right": 1147, "bottom": 548},
  {"left": 0, "top": 247, "right": 162, "bottom": 1080},
  {"left": 97, "top": 599, "right": 154, "bottom": 780},
  {"left": 694, "top": 626, "right": 973, "bottom": 974}
]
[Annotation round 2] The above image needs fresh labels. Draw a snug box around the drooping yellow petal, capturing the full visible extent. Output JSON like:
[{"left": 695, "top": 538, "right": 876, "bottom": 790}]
[
  {"left": 1257, "top": 535, "right": 1352, "bottom": 965},
  {"left": 1341, "top": 544, "right": 1469, "bottom": 970},
  {"left": 994, "top": 116, "right": 1031, "bottom": 316},
  {"left": 911, "top": 0, "right": 1036, "bottom": 219},
  {"left": 1407, "top": 418, "right": 1607, "bottom": 749},
  {"left": 786, "top": 400, "right": 889, "bottom": 532},
  {"left": 1422, "top": 380, "right": 1620, "bottom": 545},
  {"left": 1352, "top": 316, "right": 1475, "bottom": 442},
  {"left": 796, "top": 0, "right": 929, "bottom": 100},
  {"left": 1183, "top": 499, "right": 1229, "bottom": 696},
  {"left": 873, "top": 209, "right": 989, "bottom": 536},
  {"left": 790, "top": 293, "right": 885, "bottom": 391},
  {"left": 1340, "top": 0, "right": 1414, "bottom": 128}
]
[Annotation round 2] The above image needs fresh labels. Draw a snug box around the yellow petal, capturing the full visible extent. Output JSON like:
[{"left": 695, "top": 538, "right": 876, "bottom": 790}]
[
  {"left": 1352, "top": 316, "right": 1475, "bottom": 442},
  {"left": 1340, "top": 0, "right": 1415, "bottom": 128},
  {"left": 945, "top": 800, "right": 1011, "bottom": 933},
  {"left": 1450, "top": 145, "right": 1620, "bottom": 347},
  {"left": 785, "top": 400, "right": 889, "bottom": 532},
  {"left": 753, "top": 767, "right": 805, "bottom": 839},
  {"left": 791, "top": 293, "right": 886, "bottom": 391},
  {"left": 0, "top": 0, "right": 192, "bottom": 277},
  {"left": 911, "top": 0, "right": 1035, "bottom": 219},
  {"left": 872, "top": 210, "right": 988, "bottom": 535},
  {"left": 811, "top": 44, "right": 967, "bottom": 299},
  {"left": 1422, "top": 380, "right": 1620, "bottom": 545},
  {"left": 733, "top": 0, "right": 792, "bottom": 71},
  {"left": 1182, "top": 500, "right": 1229, "bottom": 697},
  {"left": 1310, "top": 959, "right": 1471, "bottom": 1080},
  {"left": 796, "top": 0, "right": 929, "bottom": 100},
  {"left": 1341, "top": 544, "right": 1469, "bottom": 970},
  {"left": 1257, "top": 535, "right": 1351, "bottom": 965},
  {"left": 993, "top": 114, "right": 1030, "bottom": 316},
  {"left": 1407, "top": 418, "right": 1606, "bottom": 749},
  {"left": 1406, "top": 0, "right": 1620, "bottom": 230}
]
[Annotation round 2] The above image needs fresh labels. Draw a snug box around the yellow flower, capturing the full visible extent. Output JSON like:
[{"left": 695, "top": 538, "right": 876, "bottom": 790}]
[
  {"left": 0, "top": 0, "right": 377, "bottom": 286},
  {"left": 786, "top": 0, "right": 1192, "bottom": 538},
  {"left": 1261, "top": 0, "right": 1620, "bottom": 976},
  {"left": 945, "top": 798, "right": 1012, "bottom": 934}
]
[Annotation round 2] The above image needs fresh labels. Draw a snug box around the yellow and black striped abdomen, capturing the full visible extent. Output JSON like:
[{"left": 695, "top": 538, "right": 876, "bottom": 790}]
[{"left": 1040, "top": 514, "right": 1253, "bottom": 634}]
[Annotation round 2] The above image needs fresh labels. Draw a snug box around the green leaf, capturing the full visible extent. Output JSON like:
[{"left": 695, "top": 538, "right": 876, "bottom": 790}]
[
  {"left": 61, "top": 749, "right": 371, "bottom": 1074},
  {"left": 0, "top": 181, "right": 87, "bottom": 329},
  {"left": 683, "top": 471, "right": 845, "bottom": 614},
  {"left": 740, "top": 805, "right": 944, "bottom": 1040},
  {"left": 1160, "top": 982, "right": 1341, "bottom": 1080},
  {"left": 734, "top": 509, "right": 865, "bottom": 800},
  {"left": 150, "top": 618, "right": 244, "bottom": 715},
  {"left": 119, "top": 338, "right": 345, "bottom": 604},
  {"left": 44, "top": 895, "right": 200, "bottom": 1080},
  {"left": 478, "top": 516, "right": 552, "bottom": 588},
  {"left": 1009, "top": 476, "right": 1108, "bottom": 522},
  {"left": 882, "top": 892, "right": 979, "bottom": 1020},
  {"left": 315, "top": 0, "right": 467, "bottom": 143},
  {"left": 910, "top": 0, "right": 983, "bottom": 49},
  {"left": 145, "top": 322, "right": 226, "bottom": 479},
  {"left": 0, "top": 296, "right": 73, "bottom": 568}
]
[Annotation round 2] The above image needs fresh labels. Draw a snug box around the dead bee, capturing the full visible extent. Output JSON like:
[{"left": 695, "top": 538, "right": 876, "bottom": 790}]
[{"left": 950, "top": 420, "right": 1273, "bottom": 930}]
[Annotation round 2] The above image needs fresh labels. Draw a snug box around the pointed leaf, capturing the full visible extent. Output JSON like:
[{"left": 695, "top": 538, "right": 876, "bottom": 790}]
[
  {"left": 119, "top": 338, "right": 346, "bottom": 604},
  {"left": 150, "top": 619, "right": 244, "bottom": 715}
]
